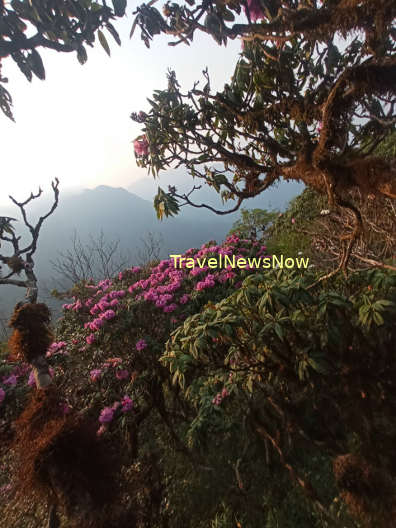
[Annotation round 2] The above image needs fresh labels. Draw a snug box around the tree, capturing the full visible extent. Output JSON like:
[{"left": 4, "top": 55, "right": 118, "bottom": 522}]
[
  {"left": 0, "top": 180, "right": 59, "bottom": 395},
  {"left": 228, "top": 207, "right": 278, "bottom": 240},
  {"left": 135, "top": 230, "right": 164, "bottom": 267},
  {"left": 130, "top": 0, "right": 395, "bottom": 271},
  {"left": 0, "top": 0, "right": 127, "bottom": 120},
  {"left": 51, "top": 229, "right": 133, "bottom": 289},
  {"left": 0, "top": 179, "right": 59, "bottom": 303}
]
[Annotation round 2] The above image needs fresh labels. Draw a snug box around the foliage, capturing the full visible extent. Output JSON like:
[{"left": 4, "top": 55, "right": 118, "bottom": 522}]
[
  {"left": 263, "top": 183, "right": 396, "bottom": 271},
  {"left": 0, "top": 0, "right": 126, "bottom": 120},
  {"left": 1, "top": 216, "right": 395, "bottom": 525},
  {"left": 228, "top": 207, "right": 278, "bottom": 240},
  {"left": 130, "top": 0, "right": 395, "bottom": 276}
]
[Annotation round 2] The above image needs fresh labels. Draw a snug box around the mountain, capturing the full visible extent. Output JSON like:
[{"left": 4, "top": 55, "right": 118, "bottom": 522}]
[{"left": 0, "top": 180, "right": 303, "bottom": 330}]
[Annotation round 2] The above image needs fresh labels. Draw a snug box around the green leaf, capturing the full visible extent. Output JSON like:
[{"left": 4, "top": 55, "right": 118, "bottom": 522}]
[
  {"left": 274, "top": 323, "right": 284, "bottom": 341},
  {"left": 106, "top": 23, "right": 121, "bottom": 46},
  {"left": 373, "top": 311, "right": 384, "bottom": 326},
  {"left": 221, "top": 9, "right": 235, "bottom": 21},
  {"left": 98, "top": 29, "right": 111, "bottom": 56},
  {"left": 77, "top": 46, "right": 88, "bottom": 65},
  {"left": 28, "top": 49, "right": 45, "bottom": 80},
  {"left": 112, "top": 0, "right": 127, "bottom": 16},
  {"left": 172, "top": 370, "right": 179, "bottom": 386}
]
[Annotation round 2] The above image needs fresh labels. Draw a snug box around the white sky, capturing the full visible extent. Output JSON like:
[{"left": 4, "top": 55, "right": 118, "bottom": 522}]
[{"left": 0, "top": 8, "right": 242, "bottom": 206}]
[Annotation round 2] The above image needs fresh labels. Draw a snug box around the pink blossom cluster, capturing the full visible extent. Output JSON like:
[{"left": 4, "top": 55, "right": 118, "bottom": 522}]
[
  {"left": 163, "top": 303, "right": 178, "bottom": 313},
  {"left": 46, "top": 341, "right": 67, "bottom": 357},
  {"left": 121, "top": 395, "right": 134, "bottom": 412},
  {"left": 0, "top": 363, "right": 31, "bottom": 401},
  {"left": 90, "top": 368, "right": 102, "bottom": 381},
  {"left": 244, "top": 0, "right": 266, "bottom": 22},
  {"left": 98, "top": 278, "right": 113, "bottom": 291},
  {"left": 68, "top": 235, "right": 268, "bottom": 357},
  {"left": 46, "top": 235, "right": 271, "bottom": 433},
  {"left": 133, "top": 135, "right": 149, "bottom": 156},
  {"left": 86, "top": 333, "right": 96, "bottom": 345},
  {"left": 90, "top": 357, "right": 131, "bottom": 383},
  {"left": 3, "top": 374, "right": 17, "bottom": 387},
  {"left": 115, "top": 369, "right": 129, "bottom": 380},
  {"left": 212, "top": 387, "right": 229, "bottom": 405},
  {"left": 196, "top": 273, "right": 216, "bottom": 291},
  {"left": 98, "top": 395, "right": 134, "bottom": 425},
  {"left": 136, "top": 339, "right": 147, "bottom": 351},
  {"left": 99, "top": 406, "right": 114, "bottom": 424}
]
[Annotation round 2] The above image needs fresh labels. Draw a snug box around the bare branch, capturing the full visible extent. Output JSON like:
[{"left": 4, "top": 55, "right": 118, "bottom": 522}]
[{"left": 1, "top": 179, "right": 60, "bottom": 303}]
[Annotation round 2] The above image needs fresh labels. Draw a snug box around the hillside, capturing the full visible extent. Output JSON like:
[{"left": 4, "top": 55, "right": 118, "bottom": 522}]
[{"left": 0, "top": 180, "right": 303, "bottom": 328}]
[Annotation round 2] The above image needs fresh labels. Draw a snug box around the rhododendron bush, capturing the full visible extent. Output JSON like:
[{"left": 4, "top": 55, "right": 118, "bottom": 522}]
[{"left": 1, "top": 228, "right": 396, "bottom": 527}]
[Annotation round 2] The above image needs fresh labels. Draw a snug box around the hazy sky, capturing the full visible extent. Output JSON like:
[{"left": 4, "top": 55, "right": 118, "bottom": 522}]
[{"left": 0, "top": 7, "right": 242, "bottom": 206}]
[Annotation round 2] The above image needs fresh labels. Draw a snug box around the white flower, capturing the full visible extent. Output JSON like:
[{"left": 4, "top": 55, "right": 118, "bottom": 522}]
[{"left": 320, "top": 209, "right": 330, "bottom": 216}]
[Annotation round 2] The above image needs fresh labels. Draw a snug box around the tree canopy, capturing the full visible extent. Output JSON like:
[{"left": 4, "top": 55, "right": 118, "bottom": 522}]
[
  {"left": 130, "top": 0, "right": 395, "bottom": 273},
  {"left": 0, "top": 0, "right": 126, "bottom": 120}
]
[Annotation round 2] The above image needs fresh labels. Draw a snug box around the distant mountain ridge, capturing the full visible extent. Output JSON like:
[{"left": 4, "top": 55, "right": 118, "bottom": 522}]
[{"left": 0, "top": 180, "right": 303, "bottom": 327}]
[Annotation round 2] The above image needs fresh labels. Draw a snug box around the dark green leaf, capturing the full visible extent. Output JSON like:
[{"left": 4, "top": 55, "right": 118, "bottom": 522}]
[
  {"left": 112, "top": 0, "right": 127, "bottom": 16},
  {"left": 98, "top": 29, "right": 111, "bottom": 56}
]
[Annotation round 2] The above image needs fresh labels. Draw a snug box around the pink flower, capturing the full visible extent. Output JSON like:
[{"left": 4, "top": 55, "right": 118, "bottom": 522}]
[
  {"left": 90, "top": 318, "right": 104, "bottom": 331},
  {"left": 102, "top": 309, "right": 116, "bottom": 320},
  {"left": 118, "top": 272, "right": 123, "bottom": 280},
  {"left": 212, "top": 394, "right": 222, "bottom": 406},
  {"left": 99, "top": 407, "right": 114, "bottom": 424},
  {"left": 86, "top": 333, "right": 96, "bottom": 345},
  {"left": 179, "top": 294, "right": 190, "bottom": 304},
  {"left": 133, "top": 135, "right": 149, "bottom": 156},
  {"left": 221, "top": 388, "right": 229, "bottom": 398},
  {"left": 90, "top": 305, "right": 100, "bottom": 315},
  {"left": 136, "top": 339, "right": 147, "bottom": 351},
  {"left": 291, "top": 218, "right": 296, "bottom": 224},
  {"left": 90, "top": 369, "right": 102, "bottom": 381},
  {"left": 97, "top": 425, "right": 107, "bottom": 436},
  {"left": 115, "top": 369, "right": 129, "bottom": 380},
  {"left": 163, "top": 303, "right": 177, "bottom": 313},
  {"left": 28, "top": 371, "right": 36, "bottom": 386},
  {"left": 3, "top": 375, "right": 17, "bottom": 387},
  {"left": 0, "top": 388, "right": 5, "bottom": 404},
  {"left": 121, "top": 395, "right": 134, "bottom": 413}
]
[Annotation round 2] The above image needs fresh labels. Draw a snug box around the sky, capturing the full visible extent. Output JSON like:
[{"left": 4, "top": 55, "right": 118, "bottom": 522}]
[{"left": 0, "top": 5, "right": 242, "bottom": 206}]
